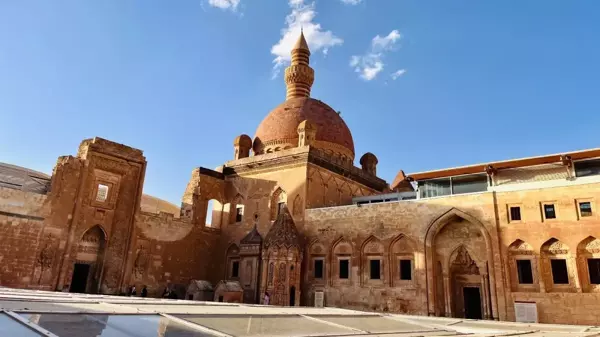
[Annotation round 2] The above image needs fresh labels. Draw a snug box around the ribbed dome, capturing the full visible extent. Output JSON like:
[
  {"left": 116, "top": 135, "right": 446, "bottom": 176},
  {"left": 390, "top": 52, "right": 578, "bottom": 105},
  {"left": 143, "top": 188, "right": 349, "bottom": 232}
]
[{"left": 253, "top": 97, "right": 355, "bottom": 159}]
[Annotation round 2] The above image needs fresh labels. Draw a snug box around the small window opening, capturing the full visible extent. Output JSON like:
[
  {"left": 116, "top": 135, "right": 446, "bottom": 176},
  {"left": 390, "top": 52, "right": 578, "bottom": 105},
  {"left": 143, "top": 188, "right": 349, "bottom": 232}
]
[
  {"left": 544, "top": 204, "right": 556, "bottom": 219},
  {"left": 550, "top": 259, "right": 569, "bottom": 284},
  {"left": 369, "top": 259, "right": 381, "bottom": 280},
  {"left": 510, "top": 206, "right": 521, "bottom": 221},
  {"left": 516, "top": 259, "right": 534, "bottom": 284},
  {"left": 314, "top": 260, "right": 323, "bottom": 279},
  {"left": 96, "top": 184, "right": 109, "bottom": 202},
  {"left": 399, "top": 260, "right": 412, "bottom": 281},
  {"left": 339, "top": 259, "right": 349, "bottom": 279}
]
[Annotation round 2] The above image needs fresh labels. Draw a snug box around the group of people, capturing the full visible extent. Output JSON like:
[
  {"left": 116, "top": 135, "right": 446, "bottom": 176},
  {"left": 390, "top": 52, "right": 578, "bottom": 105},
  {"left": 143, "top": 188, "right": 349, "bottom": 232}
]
[
  {"left": 127, "top": 285, "right": 148, "bottom": 297},
  {"left": 161, "top": 287, "right": 179, "bottom": 299}
]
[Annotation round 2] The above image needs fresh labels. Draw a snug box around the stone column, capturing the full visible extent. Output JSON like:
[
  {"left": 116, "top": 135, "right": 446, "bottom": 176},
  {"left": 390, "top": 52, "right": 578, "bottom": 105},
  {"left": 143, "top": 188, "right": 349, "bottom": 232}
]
[{"left": 444, "top": 274, "right": 452, "bottom": 317}]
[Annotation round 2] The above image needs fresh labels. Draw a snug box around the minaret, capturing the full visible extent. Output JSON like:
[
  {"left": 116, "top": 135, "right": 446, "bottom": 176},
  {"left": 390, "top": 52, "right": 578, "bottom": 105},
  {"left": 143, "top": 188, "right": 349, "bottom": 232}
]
[{"left": 284, "top": 29, "right": 315, "bottom": 100}]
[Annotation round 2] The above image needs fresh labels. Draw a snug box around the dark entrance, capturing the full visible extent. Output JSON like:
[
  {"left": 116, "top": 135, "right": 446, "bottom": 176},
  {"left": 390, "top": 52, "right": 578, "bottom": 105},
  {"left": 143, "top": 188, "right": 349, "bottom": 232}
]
[
  {"left": 289, "top": 286, "right": 296, "bottom": 306},
  {"left": 463, "top": 287, "right": 482, "bottom": 319},
  {"left": 70, "top": 263, "right": 90, "bottom": 293}
]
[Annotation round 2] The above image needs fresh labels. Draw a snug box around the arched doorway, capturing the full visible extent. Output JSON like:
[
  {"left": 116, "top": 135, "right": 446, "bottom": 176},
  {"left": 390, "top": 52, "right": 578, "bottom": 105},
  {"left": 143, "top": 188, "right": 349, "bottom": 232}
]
[
  {"left": 70, "top": 225, "right": 106, "bottom": 293},
  {"left": 425, "top": 208, "right": 496, "bottom": 319}
]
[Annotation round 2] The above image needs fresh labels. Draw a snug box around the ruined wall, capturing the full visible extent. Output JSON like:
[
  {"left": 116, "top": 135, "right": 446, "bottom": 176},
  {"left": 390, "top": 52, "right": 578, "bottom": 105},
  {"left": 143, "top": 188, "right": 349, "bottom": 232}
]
[
  {"left": 128, "top": 211, "right": 220, "bottom": 296},
  {"left": 303, "top": 192, "right": 501, "bottom": 317},
  {"left": 0, "top": 186, "right": 51, "bottom": 288}
]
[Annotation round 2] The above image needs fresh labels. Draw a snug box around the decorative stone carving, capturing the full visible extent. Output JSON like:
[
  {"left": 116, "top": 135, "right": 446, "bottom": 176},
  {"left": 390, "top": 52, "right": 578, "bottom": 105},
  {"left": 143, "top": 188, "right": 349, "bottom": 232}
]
[
  {"left": 451, "top": 246, "right": 480, "bottom": 275},
  {"left": 133, "top": 245, "right": 149, "bottom": 279},
  {"left": 543, "top": 240, "right": 569, "bottom": 255},
  {"left": 509, "top": 240, "right": 535, "bottom": 255},
  {"left": 292, "top": 195, "right": 303, "bottom": 216},
  {"left": 268, "top": 262, "right": 274, "bottom": 286},
  {"left": 36, "top": 235, "right": 57, "bottom": 284}
]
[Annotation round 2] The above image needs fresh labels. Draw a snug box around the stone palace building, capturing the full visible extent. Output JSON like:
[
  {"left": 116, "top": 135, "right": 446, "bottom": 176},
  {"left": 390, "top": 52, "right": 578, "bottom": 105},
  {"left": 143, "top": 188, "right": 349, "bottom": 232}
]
[{"left": 2, "top": 32, "right": 600, "bottom": 325}]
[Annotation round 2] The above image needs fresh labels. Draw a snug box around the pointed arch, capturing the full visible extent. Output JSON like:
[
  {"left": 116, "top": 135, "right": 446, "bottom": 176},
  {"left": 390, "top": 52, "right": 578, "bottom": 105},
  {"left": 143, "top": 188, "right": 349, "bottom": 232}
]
[
  {"left": 80, "top": 225, "right": 107, "bottom": 243},
  {"left": 330, "top": 236, "right": 353, "bottom": 285},
  {"left": 389, "top": 234, "right": 416, "bottom": 286},
  {"left": 577, "top": 236, "right": 600, "bottom": 292},
  {"left": 225, "top": 243, "right": 240, "bottom": 280},
  {"left": 270, "top": 186, "right": 287, "bottom": 221},
  {"left": 424, "top": 207, "right": 497, "bottom": 319},
  {"left": 308, "top": 239, "right": 326, "bottom": 282},
  {"left": 361, "top": 235, "right": 384, "bottom": 285},
  {"left": 507, "top": 239, "right": 538, "bottom": 292},
  {"left": 540, "top": 237, "right": 574, "bottom": 292}
]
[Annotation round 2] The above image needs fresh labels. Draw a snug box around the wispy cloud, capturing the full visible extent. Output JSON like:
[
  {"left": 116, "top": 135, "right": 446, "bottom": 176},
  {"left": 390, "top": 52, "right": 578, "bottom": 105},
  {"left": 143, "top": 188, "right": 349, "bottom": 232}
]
[
  {"left": 391, "top": 69, "right": 406, "bottom": 80},
  {"left": 271, "top": 0, "right": 343, "bottom": 78},
  {"left": 340, "top": 0, "right": 362, "bottom": 5},
  {"left": 207, "top": 0, "right": 241, "bottom": 12},
  {"left": 350, "top": 30, "right": 401, "bottom": 81}
]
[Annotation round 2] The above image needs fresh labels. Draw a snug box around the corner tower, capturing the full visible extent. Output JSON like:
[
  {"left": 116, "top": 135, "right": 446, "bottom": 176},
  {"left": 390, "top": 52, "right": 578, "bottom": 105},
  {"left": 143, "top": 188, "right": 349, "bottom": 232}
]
[{"left": 284, "top": 30, "right": 315, "bottom": 100}]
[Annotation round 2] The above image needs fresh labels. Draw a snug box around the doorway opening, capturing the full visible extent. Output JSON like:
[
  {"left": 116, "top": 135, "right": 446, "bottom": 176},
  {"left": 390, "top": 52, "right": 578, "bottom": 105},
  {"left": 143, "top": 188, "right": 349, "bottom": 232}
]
[
  {"left": 70, "top": 263, "right": 91, "bottom": 293},
  {"left": 289, "top": 286, "right": 296, "bottom": 306},
  {"left": 463, "top": 287, "right": 482, "bottom": 319}
]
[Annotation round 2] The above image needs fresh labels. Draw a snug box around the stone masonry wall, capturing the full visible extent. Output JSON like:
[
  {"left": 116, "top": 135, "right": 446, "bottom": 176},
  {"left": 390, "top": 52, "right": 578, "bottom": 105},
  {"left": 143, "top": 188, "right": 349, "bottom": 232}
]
[{"left": 129, "top": 211, "right": 220, "bottom": 297}]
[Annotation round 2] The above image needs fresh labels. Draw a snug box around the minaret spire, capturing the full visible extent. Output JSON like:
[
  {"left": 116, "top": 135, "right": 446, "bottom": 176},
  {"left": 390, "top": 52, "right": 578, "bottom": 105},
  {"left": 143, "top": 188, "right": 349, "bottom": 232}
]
[{"left": 284, "top": 30, "right": 315, "bottom": 100}]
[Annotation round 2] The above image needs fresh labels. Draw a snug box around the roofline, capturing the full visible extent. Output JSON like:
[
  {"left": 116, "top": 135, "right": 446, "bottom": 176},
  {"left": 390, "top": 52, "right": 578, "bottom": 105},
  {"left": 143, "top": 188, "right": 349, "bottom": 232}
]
[{"left": 406, "top": 147, "right": 600, "bottom": 181}]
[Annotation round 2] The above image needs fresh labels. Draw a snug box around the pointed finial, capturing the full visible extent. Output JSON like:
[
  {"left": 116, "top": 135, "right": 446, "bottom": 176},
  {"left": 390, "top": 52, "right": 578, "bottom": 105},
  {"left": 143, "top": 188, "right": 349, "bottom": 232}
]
[{"left": 293, "top": 28, "right": 310, "bottom": 53}]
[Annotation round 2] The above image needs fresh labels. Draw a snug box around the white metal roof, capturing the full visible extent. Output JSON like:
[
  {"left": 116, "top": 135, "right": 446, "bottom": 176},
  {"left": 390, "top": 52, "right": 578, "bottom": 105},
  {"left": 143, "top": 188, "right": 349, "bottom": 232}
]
[{"left": 0, "top": 287, "right": 597, "bottom": 337}]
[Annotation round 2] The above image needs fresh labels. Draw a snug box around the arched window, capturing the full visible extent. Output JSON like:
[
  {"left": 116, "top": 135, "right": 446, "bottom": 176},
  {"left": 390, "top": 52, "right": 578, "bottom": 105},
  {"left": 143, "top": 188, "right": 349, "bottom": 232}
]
[
  {"left": 226, "top": 244, "right": 240, "bottom": 279},
  {"left": 308, "top": 240, "right": 326, "bottom": 283},
  {"left": 541, "top": 238, "right": 574, "bottom": 292},
  {"left": 229, "top": 194, "right": 244, "bottom": 224},
  {"left": 507, "top": 239, "right": 538, "bottom": 292},
  {"left": 577, "top": 236, "right": 600, "bottom": 292},
  {"left": 389, "top": 235, "right": 416, "bottom": 287},
  {"left": 331, "top": 238, "right": 353, "bottom": 284},
  {"left": 361, "top": 236, "right": 384, "bottom": 285},
  {"left": 206, "top": 199, "right": 225, "bottom": 228},
  {"left": 270, "top": 187, "right": 287, "bottom": 220}
]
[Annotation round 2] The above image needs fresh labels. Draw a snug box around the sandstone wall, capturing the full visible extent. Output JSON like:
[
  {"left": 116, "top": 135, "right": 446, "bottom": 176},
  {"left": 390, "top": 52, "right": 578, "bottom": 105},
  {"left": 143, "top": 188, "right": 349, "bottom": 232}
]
[
  {"left": 128, "top": 211, "right": 220, "bottom": 297},
  {"left": 0, "top": 186, "right": 52, "bottom": 288},
  {"left": 303, "top": 192, "right": 502, "bottom": 317},
  {"left": 497, "top": 181, "right": 600, "bottom": 325}
]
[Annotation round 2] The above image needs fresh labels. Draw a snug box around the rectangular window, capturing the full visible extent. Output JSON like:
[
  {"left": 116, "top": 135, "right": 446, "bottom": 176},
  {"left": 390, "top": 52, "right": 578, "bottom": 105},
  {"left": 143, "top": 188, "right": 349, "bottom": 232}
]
[
  {"left": 339, "top": 259, "right": 349, "bottom": 279},
  {"left": 418, "top": 179, "right": 451, "bottom": 198},
  {"left": 96, "top": 184, "right": 109, "bottom": 202},
  {"left": 231, "top": 261, "right": 239, "bottom": 278},
  {"left": 579, "top": 202, "right": 593, "bottom": 217},
  {"left": 510, "top": 206, "right": 522, "bottom": 222},
  {"left": 369, "top": 259, "right": 381, "bottom": 280},
  {"left": 516, "top": 259, "right": 533, "bottom": 284},
  {"left": 550, "top": 259, "right": 569, "bottom": 284},
  {"left": 399, "top": 259, "right": 412, "bottom": 281},
  {"left": 587, "top": 258, "right": 600, "bottom": 284},
  {"left": 314, "top": 260, "right": 323, "bottom": 279},
  {"left": 451, "top": 174, "right": 488, "bottom": 195},
  {"left": 235, "top": 206, "right": 243, "bottom": 222},
  {"left": 544, "top": 204, "right": 556, "bottom": 219},
  {"left": 575, "top": 159, "right": 600, "bottom": 178}
]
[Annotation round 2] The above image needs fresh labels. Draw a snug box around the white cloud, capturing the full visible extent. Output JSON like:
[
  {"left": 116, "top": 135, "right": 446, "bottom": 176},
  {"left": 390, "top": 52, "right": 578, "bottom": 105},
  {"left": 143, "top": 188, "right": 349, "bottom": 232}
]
[
  {"left": 391, "top": 69, "right": 406, "bottom": 80},
  {"left": 208, "top": 0, "right": 240, "bottom": 11},
  {"left": 271, "top": 0, "right": 343, "bottom": 78},
  {"left": 350, "top": 30, "right": 402, "bottom": 81},
  {"left": 340, "top": 0, "right": 362, "bottom": 4}
]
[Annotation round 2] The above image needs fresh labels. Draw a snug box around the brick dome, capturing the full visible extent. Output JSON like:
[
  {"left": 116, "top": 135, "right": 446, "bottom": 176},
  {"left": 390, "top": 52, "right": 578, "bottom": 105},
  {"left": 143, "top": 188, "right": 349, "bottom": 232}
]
[{"left": 253, "top": 97, "right": 355, "bottom": 159}]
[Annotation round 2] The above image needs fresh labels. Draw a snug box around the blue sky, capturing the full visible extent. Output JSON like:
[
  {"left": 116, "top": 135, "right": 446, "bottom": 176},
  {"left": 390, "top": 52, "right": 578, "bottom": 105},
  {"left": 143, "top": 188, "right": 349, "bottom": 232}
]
[{"left": 1, "top": 0, "right": 599, "bottom": 205}]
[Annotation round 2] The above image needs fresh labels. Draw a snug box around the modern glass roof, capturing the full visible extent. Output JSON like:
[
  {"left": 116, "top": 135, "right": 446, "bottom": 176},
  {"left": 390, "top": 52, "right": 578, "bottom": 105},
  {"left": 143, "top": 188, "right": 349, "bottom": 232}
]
[{"left": 1, "top": 287, "right": 598, "bottom": 337}]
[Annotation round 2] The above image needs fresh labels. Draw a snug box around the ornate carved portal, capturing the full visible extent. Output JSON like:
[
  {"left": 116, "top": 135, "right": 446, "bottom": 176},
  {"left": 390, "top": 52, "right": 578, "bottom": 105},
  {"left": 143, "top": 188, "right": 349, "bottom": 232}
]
[
  {"left": 428, "top": 210, "right": 496, "bottom": 320},
  {"left": 70, "top": 225, "right": 106, "bottom": 294}
]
